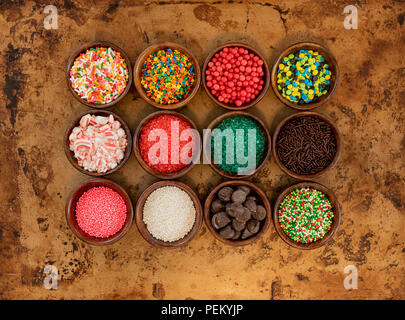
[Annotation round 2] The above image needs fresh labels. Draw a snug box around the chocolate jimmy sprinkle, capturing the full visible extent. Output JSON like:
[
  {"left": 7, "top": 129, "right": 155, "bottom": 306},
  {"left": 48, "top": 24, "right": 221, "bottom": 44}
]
[{"left": 276, "top": 116, "right": 336, "bottom": 175}]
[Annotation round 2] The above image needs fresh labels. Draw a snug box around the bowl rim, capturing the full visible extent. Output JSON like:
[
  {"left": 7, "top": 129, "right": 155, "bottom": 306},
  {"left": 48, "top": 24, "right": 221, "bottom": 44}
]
[
  {"left": 203, "top": 180, "right": 272, "bottom": 246},
  {"left": 133, "top": 42, "right": 201, "bottom": 110},
  {"left": 135, "top": 180, "right": 203, "bottom": 248},
  {"left": 270, "top": 41, "right": 340, "bottom": 110},
  {"left": 272, "top": 181, "right": 341, "bottom": 250},
  {"left": 66, "top": 40, "right": 133, "bottom": 109},
  {"left": 65, "top": 178, "right": 134, "bottom": 245},
  {"left": 133, "top": 110, "right": 202, "bottom": 179},
  {"left": 202, "top": 42, "right": 271, "bottom": 110},
  {"left": 272, "top": 111, "right": 342, "bottom": 180},
  {"left": 64, "top": 109, "right": 133, "bottom": 177},
  {"left": 204, "top": 111, "right": 271, "bottom": 179}
]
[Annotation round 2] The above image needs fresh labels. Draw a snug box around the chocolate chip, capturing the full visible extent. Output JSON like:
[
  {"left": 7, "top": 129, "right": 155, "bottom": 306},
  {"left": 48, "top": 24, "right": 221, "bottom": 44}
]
[
  {"left": 246, "top": 195, "right": 257, "bottom": 202},
  {"left": 231, "top": 230, "right": 241, "bottom": 240},
  {"left": 213, "top": 184, "right": 264, "bottom": 241},
  {"left": 231, "top": 189, "right": 247, "bottom": 203},
  {"left": 218, "top": 187, "right": 233, "bottom": 202},
  {"left": 244, "top": 199, "right": 257, "bottom": 212},
  {"left": 252, "top": 205, "right": 266, "bottom": 221},
  {"left": 238, "top": 186, "right": 251, "bottom": 195},
  {"left": 232, "top": 219, "right": 246, "bottom": 231},
  {"left": 247, "top": 220, "right": 260, "bottom": 234},
  {"left": 211, "top": 212, "right": 230, "bottom": 229},
  {"left": 241, "top": 228, "right": 253, "bottom": 239},
  {"left": 235, "top": 207, "right": 251, "bottom": 222},
  {"left": 226, "top": 202, "right": 245, "bottom": 218},
  {"left": 219, "top": 225, "right": 235, "bottom": 239},
  {"left": 211, "top": 199, "right": 224, "bottom": 213}
]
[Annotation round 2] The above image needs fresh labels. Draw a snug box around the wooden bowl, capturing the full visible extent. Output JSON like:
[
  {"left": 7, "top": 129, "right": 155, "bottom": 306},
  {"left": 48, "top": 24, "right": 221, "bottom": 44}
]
[
  {"left": 64, "top": 109, "right": 133, "bottom": 176},
  {"left": 272, "top": 111, "right": 341, "bottom": 180},
  {"left": 133, "top": 110, "right": 201, "bottom": 179},
  {"left": 65, "top": 178, "right": 134, "bottom": 245},
  {"left": 135, "top": 180, "right": 203, "bottom": 248},
  {"left": 204, "top": 180, "right": 272, "bottom": 246},
  {"left": 271, "top": 42, "right": 339, "bottom": 110},
  {"left": 66, "top": 41, "right": 133, "bottom": 108},
  {"left": 202, "top": 42, "right": 270, "bottom": 110},
  {"left": 204, "top": 111, "right": 271, "bottom": 179},
  {"left": 273, "top": 181, "right": 341, "bottom": 249},
  {"left": 133, "top": 42, "right": 201, "bottom": 109}
]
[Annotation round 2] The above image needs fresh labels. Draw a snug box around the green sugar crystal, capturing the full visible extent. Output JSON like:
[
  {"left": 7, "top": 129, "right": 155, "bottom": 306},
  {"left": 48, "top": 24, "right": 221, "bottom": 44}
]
[{"left": 211, "top": 116, "right": 265, "bottom": 174}]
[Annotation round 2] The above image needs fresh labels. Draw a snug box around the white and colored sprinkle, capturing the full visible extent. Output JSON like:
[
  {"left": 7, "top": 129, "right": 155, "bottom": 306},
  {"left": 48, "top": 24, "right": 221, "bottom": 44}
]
[{"left": 69, "top": 47, "right": 129, "bottom": 104}]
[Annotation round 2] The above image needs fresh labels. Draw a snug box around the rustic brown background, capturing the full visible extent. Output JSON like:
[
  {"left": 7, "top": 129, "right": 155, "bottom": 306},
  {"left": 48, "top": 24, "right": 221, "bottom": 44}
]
[{"left": 0, "top": 0, "right": 404, "bottom": 300}]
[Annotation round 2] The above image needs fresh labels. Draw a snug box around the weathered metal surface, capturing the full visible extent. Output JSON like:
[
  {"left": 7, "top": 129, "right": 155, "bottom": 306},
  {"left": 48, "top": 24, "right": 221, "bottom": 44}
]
[{"left": 0, "top": 0, "right": 404, "bottom": 299}]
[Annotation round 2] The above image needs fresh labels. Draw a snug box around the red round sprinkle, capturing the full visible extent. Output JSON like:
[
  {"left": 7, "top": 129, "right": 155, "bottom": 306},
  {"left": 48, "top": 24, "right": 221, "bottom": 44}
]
[{"left": 76, "top": 187, "right": 127, "bottom": 238}]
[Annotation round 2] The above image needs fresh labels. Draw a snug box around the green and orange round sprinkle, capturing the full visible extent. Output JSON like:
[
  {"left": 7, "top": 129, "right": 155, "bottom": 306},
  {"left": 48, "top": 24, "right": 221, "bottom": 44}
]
[
  {"left": 141, "top": 48, "right": 195, "bottom": 105},
  {"left": 69, "top": 47, "right": 129, "bottom": 104},
  {"left": 278, "top": 187, "right": 334, "bottom": 244}
]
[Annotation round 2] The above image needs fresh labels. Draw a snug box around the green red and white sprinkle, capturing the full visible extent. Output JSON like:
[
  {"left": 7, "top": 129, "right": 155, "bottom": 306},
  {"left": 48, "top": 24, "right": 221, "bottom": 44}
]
[{"left": 278, "top": 187, "right": 334, "bottom": 244}]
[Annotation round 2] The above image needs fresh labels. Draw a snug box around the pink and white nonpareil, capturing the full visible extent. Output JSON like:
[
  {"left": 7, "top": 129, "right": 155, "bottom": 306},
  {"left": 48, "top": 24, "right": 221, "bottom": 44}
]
[{"left": 69, "top": 114, "right": 128, "bottom": 173}]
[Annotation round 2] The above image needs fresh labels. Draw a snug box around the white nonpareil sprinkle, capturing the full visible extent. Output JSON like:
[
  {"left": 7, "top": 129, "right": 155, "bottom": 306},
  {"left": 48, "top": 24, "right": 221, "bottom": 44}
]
[{"left": 143, "top": 186, "right": 196, "bottom": 242}]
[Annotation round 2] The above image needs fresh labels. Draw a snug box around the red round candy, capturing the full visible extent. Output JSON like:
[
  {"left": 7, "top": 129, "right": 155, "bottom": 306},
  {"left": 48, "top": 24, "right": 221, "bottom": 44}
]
[{"left": 205, "top": 46, "right": 265, "bottom": 107}]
